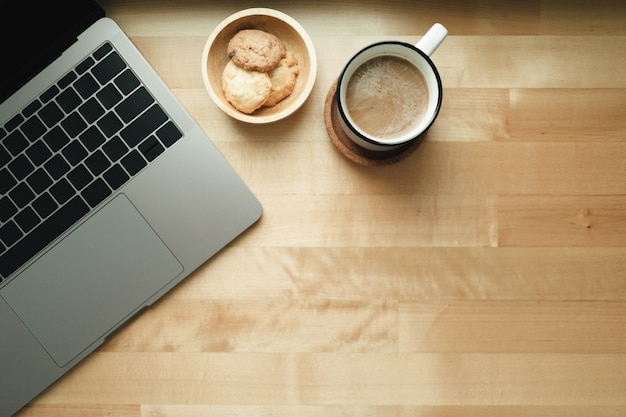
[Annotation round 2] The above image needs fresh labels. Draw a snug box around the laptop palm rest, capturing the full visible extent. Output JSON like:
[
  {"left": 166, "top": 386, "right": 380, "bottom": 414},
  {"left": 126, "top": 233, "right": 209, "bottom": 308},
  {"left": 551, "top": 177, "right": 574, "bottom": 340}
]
[{"left": 3, "top": 194, "right": 183, "bottom": 367}]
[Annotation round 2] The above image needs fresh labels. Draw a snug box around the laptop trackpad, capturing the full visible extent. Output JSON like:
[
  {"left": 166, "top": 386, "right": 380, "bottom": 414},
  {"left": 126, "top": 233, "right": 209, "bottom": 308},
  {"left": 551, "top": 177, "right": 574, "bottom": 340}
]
[{"left": 3, "top": 194, "right": 183, "bottom": 367}]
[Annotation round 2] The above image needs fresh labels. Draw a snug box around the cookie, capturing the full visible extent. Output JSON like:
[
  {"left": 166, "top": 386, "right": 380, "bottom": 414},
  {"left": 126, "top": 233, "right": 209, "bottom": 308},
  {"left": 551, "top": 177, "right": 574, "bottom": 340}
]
[
  {"left": 263, "top": 53, "right": 300, "bottom": 107},
  {"left": 221, "top": 60, "right": 271, "bottom": 114},
  {"left": 228, "top": 29, "right": 286, "bottom": 72}
]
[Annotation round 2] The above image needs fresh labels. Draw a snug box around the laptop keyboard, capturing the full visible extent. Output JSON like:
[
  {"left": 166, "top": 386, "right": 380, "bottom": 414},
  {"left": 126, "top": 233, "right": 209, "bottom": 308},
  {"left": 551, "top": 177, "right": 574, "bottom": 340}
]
[{"left": 0, "top": 42, "right": 183, "bottom": 282}]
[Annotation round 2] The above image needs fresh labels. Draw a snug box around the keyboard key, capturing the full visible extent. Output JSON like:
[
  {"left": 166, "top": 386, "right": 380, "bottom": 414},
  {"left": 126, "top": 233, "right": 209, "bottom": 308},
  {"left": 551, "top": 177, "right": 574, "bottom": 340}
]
[
  {"left": 115, "top": 87, "right": 154, "bottom": 123},
  {"left": 67, "top": 164, "right": 93, "bottom": 190},
  {"left": 0, "top": 196, "right": 89, "bottom": 279},
  {"left": 79, "top": 97, "right": 105, "bottom": 123},
  {"left": 8, "top": 154, "right": 35, "bottom": 180},
  {"left": 114, "top": 68, "right": 140, "bottom": 95},
  {"left": 103, "top": 164, "right": 129, "bottom": 190},
  {"left": 21, "top": 116, "right": 47, "bottom": 142},
  {"left": 102, "top": 135, "right": 128, "bottom": 161},
  {"left": 82, "top": 178, "right": 111, "bottom": 207},
  {"left": 93, "top": 42, "right": 113, "bottom": 61},
  {"left": 85, "top": 150, "right": 111, "bottom": 176},
  {"left": 120, "top": 104, "right": 167, "bottom": 147},
  {"left": 75, "top": 73, "right": 99, "bottom": 99},
  {"left": 94, "top": 42, "right": 113, "bottom": 60},
  {"left": 97, "top": 112, "right": 123, "bottom": 137},
  {"left": 32, "top": 192, "right": 58, "bottom": 219},
  {"left": 26, "top": 168, "right": 53, "bottom": 194},
  {"left": 40, "top": 85, "right": 60, "bottom": 103},
  {"left": 0, "top": 196, "right": 18, "bottom": 222},
  {"left": 0, "top": 168, "right": 17, "bottom": 194},
  {"left": 156, "top": 121, "right": 183, "bottom": 147},
  {"left": 93, "top": 52, "right": 126, "bottom": 85},
  {"left": 39, "top": 101, "right": 64, "bottom": 127},
  {"left": 23, "top": 100, "right": 42, "bottom": 118},
  {"left": 0, "top": 221, "right": 23, "bottom": 248},
  {"left": 61, "top": 111, "right": 88, "bottom": 138},
  {"left": 50, "top": 178, "right": 74, "bottom": 205},
  {"left": 62, "top": 140, "right": 88, "bottom": 165},
  {"left": 15, "top": 206, "right": 39, "bottom": 234},
  {"left": 25, "top": 139, "right": 53, "bottom": 166},
  {"left": 97, "top": 84, "right": 123, "bottom": 109},
  {"left": 57, "top": 87, "right": 82, "bottom": 113},
  {"left": 43, "top": 125, "right": 70, "bottom": 152},
  {"left": 4, "top": 130, "right": 28, "bottom": 156},
  {"left": 139, "top": 135, "right": 164, "bottom": 162},
  {"left": 5, "top": 113, "right": 24, "bottom": 132},
  {"left": 9, "top": 183, "right": 35, "bottom": 208},
  {"left": 44, "top": 154, "right": 70, "bottom": 180},
  {"left": 58, "top": 71, "right": 77, "bottom": 89},
  {"left": 80, "top": 125, "right": 106, "bottom": 151},
  {"left": 0, "top": 145, "right": 10, "bottom": 166},
  {"left": 121, "top": 150, "right": 146, "bottom": 176},
  {"left": 76, "top": 56, "right": 95, "bottom": 74}
]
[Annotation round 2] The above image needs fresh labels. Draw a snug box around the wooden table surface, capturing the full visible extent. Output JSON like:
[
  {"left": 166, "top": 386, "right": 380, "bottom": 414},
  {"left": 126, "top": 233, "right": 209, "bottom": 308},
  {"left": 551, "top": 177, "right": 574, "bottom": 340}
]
[{"left": 17, "top": 1, "right": 626, "bottom": 416}]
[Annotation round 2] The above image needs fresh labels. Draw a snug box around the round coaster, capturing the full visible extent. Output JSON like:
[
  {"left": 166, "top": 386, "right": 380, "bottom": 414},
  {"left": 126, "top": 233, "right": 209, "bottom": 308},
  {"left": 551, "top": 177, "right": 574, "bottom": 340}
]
[{"left": 323, "top": 79, "right": 424, "bottom": 166}]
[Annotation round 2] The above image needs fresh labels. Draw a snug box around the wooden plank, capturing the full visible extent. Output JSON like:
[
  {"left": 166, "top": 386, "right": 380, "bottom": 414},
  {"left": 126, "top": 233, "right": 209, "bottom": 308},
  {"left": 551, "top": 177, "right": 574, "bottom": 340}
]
[
  {"left": 102, "top": 0, "right": 543, "bottom": 36},
  {"left": 32, "top": 352, "right": 626, "bottom": 406},
  {"left": 213, "top": 142, "right": 626, "bottom": 196},
  {"left": 437, "top": 36, "right": 626, "bottom": 89},
  {"left": 104, "top": 0, "right": 626, "bottom": 37},
  {"left": 103, "top": 298, "right": 398, "bottom": 353},
  {"left": 140, "top": 405, "right": 626, "bottom": 417},
  {"left": 19, "top": 404, "right": 626, "bottom": 417},
  {"left": 435, "top": 89, "right": 510, "bottom": 142},
  {"left": 400, "top": 301, "right": 626, "bottom": 353},
  {"left": 245, "top": 195, "right": 497, "bottom": 247},
  {"left": 15, "top": 404, "right": 138, "bottom": 417},
  {"left": 102, "top": 299, "right": 626, "bottom": 355},
  {"left": 509, "top": 89, "right": 626, "bottom": 141},
  {"left": 540, "top": 0, "right": 626, "bottom": 35},
  {"left": 499, "top": 195, "right": 626, "bottom": 247},
  {"left": 153, "top": 247, "right": 626, "bottom": 302}
]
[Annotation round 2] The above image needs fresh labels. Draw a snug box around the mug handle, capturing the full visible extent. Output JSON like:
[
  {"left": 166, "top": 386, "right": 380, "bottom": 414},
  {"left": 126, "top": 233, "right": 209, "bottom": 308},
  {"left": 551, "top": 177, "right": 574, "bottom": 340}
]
[{"left": 415, "top": 23, "right": 448, "bottom": 56}]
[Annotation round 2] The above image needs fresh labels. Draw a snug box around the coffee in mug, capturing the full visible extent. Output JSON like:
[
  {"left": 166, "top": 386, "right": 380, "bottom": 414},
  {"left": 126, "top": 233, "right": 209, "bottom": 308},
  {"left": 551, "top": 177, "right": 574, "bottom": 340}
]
[
  {"left": 345, "top": 55, "right": 429, "bottom": 140},
  {"left": 336, "top": 23, "right": 447, "bottom": 151}
]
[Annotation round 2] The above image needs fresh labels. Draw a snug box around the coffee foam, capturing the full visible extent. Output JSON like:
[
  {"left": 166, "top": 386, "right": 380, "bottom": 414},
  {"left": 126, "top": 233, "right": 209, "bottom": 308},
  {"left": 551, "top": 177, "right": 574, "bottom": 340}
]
[{"left": 345, "top": 55, "right": 428, "bottom": 141}]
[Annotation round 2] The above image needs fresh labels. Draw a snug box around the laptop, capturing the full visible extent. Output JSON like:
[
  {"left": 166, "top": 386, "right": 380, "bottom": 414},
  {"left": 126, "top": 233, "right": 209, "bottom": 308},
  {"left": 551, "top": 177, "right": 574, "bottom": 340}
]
[{"left": 0, "top": 0, "right": 263, "bottom": 414}]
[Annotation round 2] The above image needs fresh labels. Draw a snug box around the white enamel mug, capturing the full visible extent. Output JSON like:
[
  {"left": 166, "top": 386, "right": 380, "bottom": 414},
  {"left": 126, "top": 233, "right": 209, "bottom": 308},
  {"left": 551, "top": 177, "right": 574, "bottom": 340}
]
[{"left": 336, "top": 23, "right": 448, "bottom": 151}]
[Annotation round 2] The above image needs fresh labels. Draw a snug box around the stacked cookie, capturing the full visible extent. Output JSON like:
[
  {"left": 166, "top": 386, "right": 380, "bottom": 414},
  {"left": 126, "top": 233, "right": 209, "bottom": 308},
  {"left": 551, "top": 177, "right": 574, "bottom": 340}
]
[{"left": 222, "top": 29, "right": 300, "bottom": 114}]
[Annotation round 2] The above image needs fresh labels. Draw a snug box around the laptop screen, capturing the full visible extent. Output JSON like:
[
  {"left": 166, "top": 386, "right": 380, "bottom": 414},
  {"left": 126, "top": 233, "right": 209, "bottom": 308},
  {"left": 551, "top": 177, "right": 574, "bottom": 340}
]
[{"left": 0, "top": 0, "right": 105, "bottom": 103}]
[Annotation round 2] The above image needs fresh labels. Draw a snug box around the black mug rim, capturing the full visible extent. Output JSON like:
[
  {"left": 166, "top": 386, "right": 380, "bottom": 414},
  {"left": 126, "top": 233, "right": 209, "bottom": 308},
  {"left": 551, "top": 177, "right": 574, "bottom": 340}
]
[{"left": 336, "top": 41, "right": 443, "bottom": 148}]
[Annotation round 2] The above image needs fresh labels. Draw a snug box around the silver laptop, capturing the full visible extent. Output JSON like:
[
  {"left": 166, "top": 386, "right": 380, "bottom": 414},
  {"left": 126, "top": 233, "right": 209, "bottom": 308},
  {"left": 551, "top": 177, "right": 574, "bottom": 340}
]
[{"left": 0, "top": 0, "right": 262, "bottom": 415}]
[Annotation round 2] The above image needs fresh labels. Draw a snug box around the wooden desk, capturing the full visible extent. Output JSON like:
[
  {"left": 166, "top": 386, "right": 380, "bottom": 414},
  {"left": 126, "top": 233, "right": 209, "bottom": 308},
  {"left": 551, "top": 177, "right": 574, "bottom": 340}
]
[{"left": 17, "top": 1, "right": 626, "bottom": 416}]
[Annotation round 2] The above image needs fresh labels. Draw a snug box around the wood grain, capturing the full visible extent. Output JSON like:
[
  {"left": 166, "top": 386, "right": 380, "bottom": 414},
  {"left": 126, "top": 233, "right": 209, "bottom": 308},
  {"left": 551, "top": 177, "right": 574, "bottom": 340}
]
[
  {"left": 15, "top": 0, "right": 626, "bottom": 416},
  {"left": 26, "top": 352, "right": 626, "bottom": 406}
]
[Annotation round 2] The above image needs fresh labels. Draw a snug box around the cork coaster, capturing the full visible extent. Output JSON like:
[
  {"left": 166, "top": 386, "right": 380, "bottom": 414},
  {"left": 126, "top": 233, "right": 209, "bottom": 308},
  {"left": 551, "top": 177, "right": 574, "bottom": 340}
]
[{"left": 323, "top": 79, "right": 423, "bottom": 166}]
